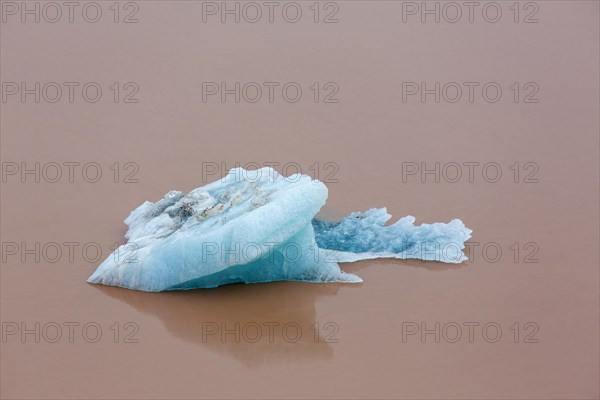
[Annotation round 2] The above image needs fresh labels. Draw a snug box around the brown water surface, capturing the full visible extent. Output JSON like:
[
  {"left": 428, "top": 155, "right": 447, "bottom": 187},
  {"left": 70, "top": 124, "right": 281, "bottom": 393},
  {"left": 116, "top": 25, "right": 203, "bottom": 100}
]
[{"left": 1, "top": 1, "right": 599, "bottom": 398}]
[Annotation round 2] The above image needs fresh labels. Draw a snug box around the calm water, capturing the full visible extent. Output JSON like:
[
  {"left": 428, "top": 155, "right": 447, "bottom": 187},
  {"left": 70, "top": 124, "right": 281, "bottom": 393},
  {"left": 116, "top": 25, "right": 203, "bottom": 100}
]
[{"left": 1, "top": 2, "right": 599, "bottom": 398}]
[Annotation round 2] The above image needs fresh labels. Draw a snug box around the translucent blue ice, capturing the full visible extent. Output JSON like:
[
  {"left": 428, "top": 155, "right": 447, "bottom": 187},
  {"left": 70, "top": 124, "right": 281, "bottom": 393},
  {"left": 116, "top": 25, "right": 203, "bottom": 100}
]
[
  {"left": 88, "top": 167, "right": 472, "bottom": 291},
  {"left": 313, "top": 209, "right": 471, "bottom": 263}
]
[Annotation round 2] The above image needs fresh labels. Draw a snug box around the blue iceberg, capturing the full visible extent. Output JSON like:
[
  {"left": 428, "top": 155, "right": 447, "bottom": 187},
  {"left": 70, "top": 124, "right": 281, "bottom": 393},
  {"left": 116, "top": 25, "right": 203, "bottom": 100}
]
[{"left": 88, "top": 167, "right": 472, "bottom": 291}]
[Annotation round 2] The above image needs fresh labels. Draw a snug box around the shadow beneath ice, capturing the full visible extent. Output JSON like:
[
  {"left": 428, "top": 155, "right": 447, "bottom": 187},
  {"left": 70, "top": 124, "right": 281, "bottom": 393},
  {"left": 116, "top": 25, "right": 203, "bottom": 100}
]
[
  {"left": 91, "top": 232, "right": 469, "bottom": 366},
  {"left": 92, "top": 281, "right": 352, "bottom": 367}
]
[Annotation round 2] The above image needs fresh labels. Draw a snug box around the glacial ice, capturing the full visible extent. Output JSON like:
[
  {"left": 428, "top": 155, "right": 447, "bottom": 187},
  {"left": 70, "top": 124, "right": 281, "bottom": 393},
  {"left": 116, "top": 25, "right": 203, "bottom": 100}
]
[
  {"left": 88, "top": 167, "right": 472, "bottom": 292},
  {"left": 313, "top": 209, "right": 471, "bottom": 263}
]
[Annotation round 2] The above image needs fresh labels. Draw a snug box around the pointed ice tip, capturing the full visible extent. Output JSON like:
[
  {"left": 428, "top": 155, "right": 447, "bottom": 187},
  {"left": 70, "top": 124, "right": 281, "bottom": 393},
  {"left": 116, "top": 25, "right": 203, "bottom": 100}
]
[
  {"left": 87, "top": 267, "right": 105, "bottom": 284},
  {"left": 401, "top": 215, "right": 416, "bottom": 225}
]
